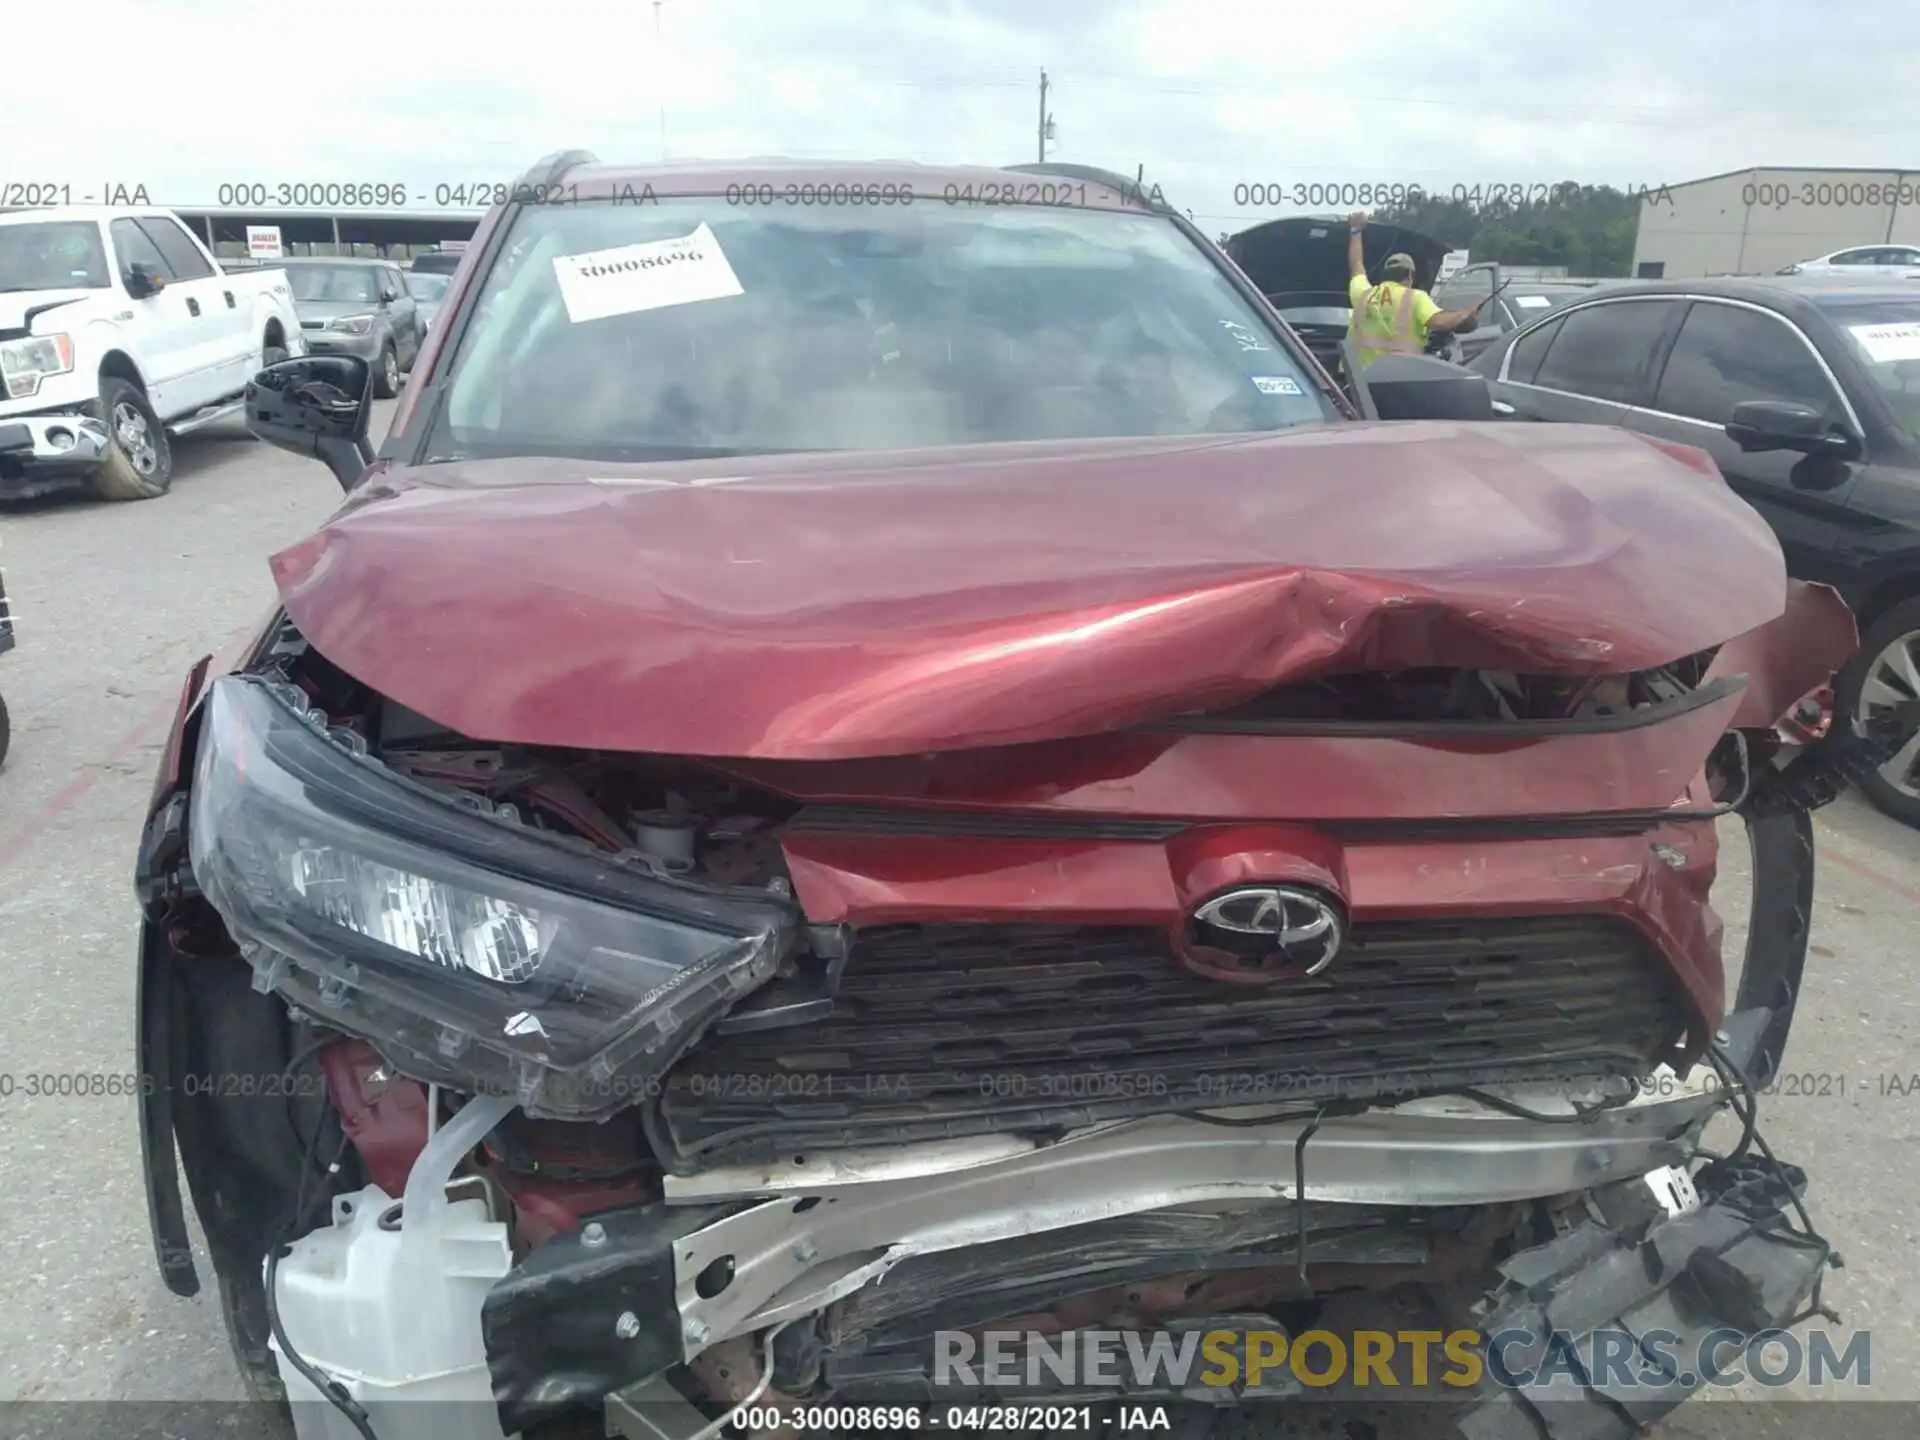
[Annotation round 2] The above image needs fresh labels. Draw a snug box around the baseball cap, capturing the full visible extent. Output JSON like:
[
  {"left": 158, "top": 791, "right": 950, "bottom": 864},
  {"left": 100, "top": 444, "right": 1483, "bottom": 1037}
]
[{"left": 1383, "top": 252, "right": 1417, "bottom": 277}]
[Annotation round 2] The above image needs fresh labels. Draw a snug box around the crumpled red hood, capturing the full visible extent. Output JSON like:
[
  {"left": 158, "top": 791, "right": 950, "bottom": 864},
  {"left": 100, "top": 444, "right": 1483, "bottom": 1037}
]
[{"left": 271, "top": 420, "right": 1789, "bottom": 758}]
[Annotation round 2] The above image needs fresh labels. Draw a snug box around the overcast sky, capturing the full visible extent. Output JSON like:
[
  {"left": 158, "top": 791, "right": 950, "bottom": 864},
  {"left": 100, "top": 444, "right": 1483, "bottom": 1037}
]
[{"left": 13, "top": 0, "right": 1919, "bottom": 231}]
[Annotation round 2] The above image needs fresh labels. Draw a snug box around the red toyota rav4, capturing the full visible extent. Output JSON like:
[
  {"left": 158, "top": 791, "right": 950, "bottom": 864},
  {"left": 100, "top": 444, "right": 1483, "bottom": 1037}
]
[{"left": 136, "top": 155, "right": 1894, "bottom": 1440}]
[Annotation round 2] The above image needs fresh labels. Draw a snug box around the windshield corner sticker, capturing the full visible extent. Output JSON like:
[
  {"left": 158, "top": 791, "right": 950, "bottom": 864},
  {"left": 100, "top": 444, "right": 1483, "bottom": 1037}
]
[
  {"left": 1252, "top": 375, "right": 1302, "bottom": 395},
  {"left": 553, "top": 223, "right": 744, "bottom": 323},
  {"left": 1848, "top": 321, "right": 1920, "bottom": 363}
]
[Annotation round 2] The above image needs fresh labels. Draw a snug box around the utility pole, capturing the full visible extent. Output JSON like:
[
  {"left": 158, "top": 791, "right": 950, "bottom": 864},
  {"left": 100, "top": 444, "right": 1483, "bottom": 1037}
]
[
  {"left": 655, "top": 1, "right": 668, "bottom": 160},
  {"left": 1037, "top": 69, "right": 1050, "bottom": 163}
]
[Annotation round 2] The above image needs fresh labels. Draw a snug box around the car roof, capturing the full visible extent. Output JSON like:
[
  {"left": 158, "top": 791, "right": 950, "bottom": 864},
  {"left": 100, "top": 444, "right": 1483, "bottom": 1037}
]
[
  {"left": 1811, "top": 244, "right": 1920, "bottom": 258},
  {"left": 0, "top": 205, "right": 181, "bottom": 227},
  {"left": 1766, "top": 273, "right": 1920, "bottom": 294},
  {"left": 1537, "top": 274, "right": 1920, "bottom": 312},
  {"left": 559, "top": 158, "right": 1165, "bottom": 214}
]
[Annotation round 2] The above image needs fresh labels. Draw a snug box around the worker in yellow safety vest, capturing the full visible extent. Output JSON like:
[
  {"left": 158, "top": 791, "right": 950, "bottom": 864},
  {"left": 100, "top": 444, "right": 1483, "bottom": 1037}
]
[{"left": 1345, "top": 211, "right": 1481, "bottom": 370}]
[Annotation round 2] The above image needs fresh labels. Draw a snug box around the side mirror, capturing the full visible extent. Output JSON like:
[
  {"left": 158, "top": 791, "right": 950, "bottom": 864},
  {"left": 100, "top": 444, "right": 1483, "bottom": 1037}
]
[
  {"left": 124, "top": 262, "right": 166, "bottom": 299},
  {"left": 246, "top": 355, "right": 375, "bottom": 492},
  {"left": 1726, "top": 400, "right": 1861, "bottom": 459},
  {"left": 1345, "top": 348, "right": 1495, "bottom": 422}
]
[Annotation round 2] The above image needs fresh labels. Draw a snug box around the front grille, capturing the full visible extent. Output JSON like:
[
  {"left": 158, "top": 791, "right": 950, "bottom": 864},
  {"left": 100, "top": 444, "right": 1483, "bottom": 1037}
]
[{"left": 655, "top": 917, "right": 1685, "bottom": 1170}]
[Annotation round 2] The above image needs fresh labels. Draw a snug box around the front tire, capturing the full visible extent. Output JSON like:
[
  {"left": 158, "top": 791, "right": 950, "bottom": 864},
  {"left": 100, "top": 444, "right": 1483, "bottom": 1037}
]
[
  {"left": 373, "top": 342, "right": 400, "bottom": 399},
  {"left": 0, "top": 690, "right": 11, "bottom": 769},
  {"left": 91, "top": 378, "right": 173, "bottom": 501},
  {"left": 1837, "top": 595, "right": 1920, "bottom": 826}
]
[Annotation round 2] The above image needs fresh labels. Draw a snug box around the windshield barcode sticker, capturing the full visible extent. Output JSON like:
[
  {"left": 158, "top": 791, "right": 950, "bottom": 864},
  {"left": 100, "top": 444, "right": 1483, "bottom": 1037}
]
[
  {"left": 553, "top": 223, "right": 744, "bottom": 323},
  {"left": 1252, "top": 375, "right": 1302, "bottom": 395},
  {"left": 1848, "top": 321, "right": 1920, "bottom": 363}
]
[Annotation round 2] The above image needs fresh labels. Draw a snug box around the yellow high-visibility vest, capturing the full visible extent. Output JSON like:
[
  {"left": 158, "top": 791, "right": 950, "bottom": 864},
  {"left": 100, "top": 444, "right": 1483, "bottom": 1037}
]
[{"left": 1347, "top": 282, "right": 1423, "bottom": 369}]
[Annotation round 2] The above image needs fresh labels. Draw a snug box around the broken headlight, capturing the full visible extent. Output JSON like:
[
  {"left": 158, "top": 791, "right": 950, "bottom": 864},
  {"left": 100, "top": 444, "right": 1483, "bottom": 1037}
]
[{"left": 187, "top": 676, "right": 796, "bottom": 1119}]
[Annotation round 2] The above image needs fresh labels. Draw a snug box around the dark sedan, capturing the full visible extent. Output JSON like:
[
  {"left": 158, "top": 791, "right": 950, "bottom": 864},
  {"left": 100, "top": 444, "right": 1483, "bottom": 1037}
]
[{"left": 1469, "top": 275, "right": 1920, "bottom": 822}]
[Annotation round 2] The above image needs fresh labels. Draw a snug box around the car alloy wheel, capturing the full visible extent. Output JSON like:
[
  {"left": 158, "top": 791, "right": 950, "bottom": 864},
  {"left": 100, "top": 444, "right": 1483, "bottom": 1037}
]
[
  {"left": 1856, "top": 622, "right": 1920, "bottom": 800},
  {"left": 113, "top": 401, "right": 159, "bottom": 475},
  {"left": 383, "top": 347, "right": 400, "bottom": 394}
]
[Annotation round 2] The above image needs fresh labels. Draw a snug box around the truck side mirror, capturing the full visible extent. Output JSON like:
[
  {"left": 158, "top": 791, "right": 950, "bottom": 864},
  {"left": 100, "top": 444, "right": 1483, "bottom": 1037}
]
[{"left": 124, "top": 263, "right": 167, "bottom": 299}]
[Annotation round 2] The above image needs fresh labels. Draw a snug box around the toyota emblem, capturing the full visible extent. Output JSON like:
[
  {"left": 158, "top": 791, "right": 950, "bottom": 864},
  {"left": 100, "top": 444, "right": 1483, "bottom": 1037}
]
[{"left": 1183, "top": 885, "right": 1346, "bottom": 981}]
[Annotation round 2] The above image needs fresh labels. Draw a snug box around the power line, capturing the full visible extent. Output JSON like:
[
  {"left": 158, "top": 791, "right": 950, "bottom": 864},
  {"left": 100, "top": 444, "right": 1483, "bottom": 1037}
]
[{"left": 883, "top": 71, "right": 1917, "bottom": 129}]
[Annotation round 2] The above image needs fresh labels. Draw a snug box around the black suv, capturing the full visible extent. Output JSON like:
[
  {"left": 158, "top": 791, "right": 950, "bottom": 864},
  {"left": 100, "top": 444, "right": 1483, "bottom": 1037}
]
[
  {"left": 410, "top": 249, "right": 465, "bottom": 275},
  {"left": 1470, "top": 276, "right": 1920, "bottom": 823}
]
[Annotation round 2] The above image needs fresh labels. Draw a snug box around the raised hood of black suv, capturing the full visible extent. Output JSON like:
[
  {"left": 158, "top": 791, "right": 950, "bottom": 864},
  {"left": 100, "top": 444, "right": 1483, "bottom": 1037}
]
[{"left": 1225, "top": 215, "right": 1454, "bottom": 301}]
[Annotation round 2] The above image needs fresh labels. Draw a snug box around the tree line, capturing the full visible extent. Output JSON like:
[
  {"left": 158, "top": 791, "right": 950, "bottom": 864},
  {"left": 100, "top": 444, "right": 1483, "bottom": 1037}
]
[{"left": 1366, "top": 183, "right": 1650, "bottom": 277}]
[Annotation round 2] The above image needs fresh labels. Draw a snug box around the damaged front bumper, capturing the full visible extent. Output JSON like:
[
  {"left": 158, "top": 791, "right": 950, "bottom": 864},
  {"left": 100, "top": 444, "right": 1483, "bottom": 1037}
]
[
  {"left": 656, "top": 1076, "right": 1727, "bottom": 1347},
  {"left": 0, "top": 409, "right": 112, "bottom": 499},
  {"left": 1458, "top": 1156, "right": 1831, "bottom": 1439},
  {"left": 572, "top": 1165, "right": 1832, "bottom": 1440},
  {"left": 483, "top": 1041, "right": 1831, "bottom": 1438}
]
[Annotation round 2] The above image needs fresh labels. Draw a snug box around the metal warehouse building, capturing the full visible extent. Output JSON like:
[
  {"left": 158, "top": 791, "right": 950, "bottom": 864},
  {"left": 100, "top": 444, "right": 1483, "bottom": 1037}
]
[{"left": 1632, "top": 166, "right": 1920, "bottom": 279}]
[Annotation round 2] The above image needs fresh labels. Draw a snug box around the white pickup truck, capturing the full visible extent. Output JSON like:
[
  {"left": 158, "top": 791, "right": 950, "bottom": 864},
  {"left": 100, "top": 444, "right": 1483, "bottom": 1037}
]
[{"left": 0, "top": 205, "right": 306, "bottom": 502}]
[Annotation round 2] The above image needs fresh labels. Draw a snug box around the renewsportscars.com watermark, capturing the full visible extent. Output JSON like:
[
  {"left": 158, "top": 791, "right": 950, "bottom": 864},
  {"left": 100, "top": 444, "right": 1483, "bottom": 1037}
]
[{"left": 935, "top": 1326, "right": 1871, "bottom": 1394}]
